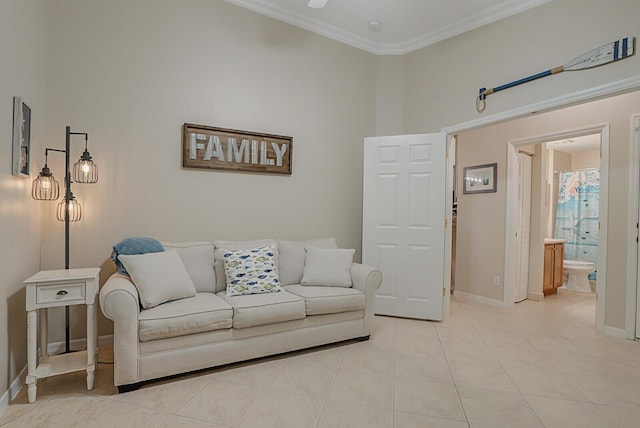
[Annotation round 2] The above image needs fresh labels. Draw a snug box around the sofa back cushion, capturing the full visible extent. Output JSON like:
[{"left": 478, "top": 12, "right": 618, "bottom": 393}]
[
  {"left": 301, "top": 248, "right": 355, "bottom": 287},
  {"left": 277, "top": 238, "right": 337, "bottom": 285},
  {"left": 162, "top": 241, "right": 216, "bottom": 293},
  {"left": 213, "top": 239, "right": 277, "bottom": 293}
]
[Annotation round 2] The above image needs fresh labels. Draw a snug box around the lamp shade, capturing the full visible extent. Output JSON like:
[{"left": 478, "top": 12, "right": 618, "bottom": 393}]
[
  {"left": 32, "top": 165, "right": 60, "bottom": 200},
  {"left": 56, "top": 195, "right": 82, "bottom": 222},
  {"left": 72, "top": 149, "right": 98, "bottom": 183}
]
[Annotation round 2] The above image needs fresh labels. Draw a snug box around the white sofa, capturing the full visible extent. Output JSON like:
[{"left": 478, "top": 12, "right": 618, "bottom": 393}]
[{"left": 99, "top": 239, "right": 382, "bottom": 392}]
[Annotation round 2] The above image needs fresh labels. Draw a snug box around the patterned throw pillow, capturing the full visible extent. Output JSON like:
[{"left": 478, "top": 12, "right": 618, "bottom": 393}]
[{"left": 222, "top": 245, "right": 282, "bottom": 296}]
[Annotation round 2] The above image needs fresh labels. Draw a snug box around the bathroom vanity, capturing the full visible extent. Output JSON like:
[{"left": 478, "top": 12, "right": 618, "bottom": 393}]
[{"left": 543, "top": 239, "right": 564, "bottom": 295}]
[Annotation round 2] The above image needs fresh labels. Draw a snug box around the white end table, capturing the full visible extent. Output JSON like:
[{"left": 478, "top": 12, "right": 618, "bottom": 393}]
[{"left": 24, "top": 268, "right": 101, "bottom": 403}]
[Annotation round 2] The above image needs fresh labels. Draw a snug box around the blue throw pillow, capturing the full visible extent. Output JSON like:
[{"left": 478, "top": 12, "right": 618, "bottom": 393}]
[{"left": 111, "top": 237, "right": 164, "bottom": 275}]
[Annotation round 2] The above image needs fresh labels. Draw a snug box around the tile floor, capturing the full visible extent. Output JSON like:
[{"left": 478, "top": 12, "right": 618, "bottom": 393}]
[{"left": 2, "top": 289, "right": 640, "bottom": 427}]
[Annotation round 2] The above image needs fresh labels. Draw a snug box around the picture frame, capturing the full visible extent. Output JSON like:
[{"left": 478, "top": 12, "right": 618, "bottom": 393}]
[
  {"left": 182, "top": 123, "right": 292, "bottom": 175},
  {"left": 463, "top": 162, "right": 497, "bottom": 194},
  {"left": 12, "top": 97, "right": 31, "bottom": 177}
]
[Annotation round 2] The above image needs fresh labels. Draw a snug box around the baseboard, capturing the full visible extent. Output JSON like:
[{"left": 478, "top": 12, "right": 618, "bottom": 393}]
[
  {"left": 0, "top": 365, "right": 27, "bottom": 419},
  {"left": 46, "top": 334, "right": 113, "bottom": 355},
  {"left": 453, "top": 291, "right": 505, "bottom": 307},
  {"left": 602, "top": 325, "right": 627, "bottom": 338},
  {"left": 527, "top": 292, "right": 544, "bottom": 302},
  {"left": 1, "top": 334, "right": 114, "bottom": 418}
]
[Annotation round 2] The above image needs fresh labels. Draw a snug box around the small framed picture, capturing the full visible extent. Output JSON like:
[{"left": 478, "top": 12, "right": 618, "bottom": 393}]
[
  {"left": 12, "top": 97, "right": 31, "bottom": 177},
  {"left": 463, "top": 163, "right": 497, "bottom": 194}
]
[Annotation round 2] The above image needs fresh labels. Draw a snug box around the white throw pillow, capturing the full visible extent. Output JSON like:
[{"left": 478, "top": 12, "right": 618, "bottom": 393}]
[
  {"left": 213, "top": 239, "right": 277, "bottom": 292},
  {"left": 119, "top": 250, "right": 197, "bottom": 309},
  {"left": 278, "top": 238, "right": 337, "bottom": 285},
  {"left": 301, "top": 248, "right": 355, "bottom": 287},
  {"left": 222, "top": 245, "right": 283, "bottom": 296}
]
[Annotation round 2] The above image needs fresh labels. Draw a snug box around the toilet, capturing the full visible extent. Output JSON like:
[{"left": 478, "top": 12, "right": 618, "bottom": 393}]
[{"left": 563, "top": 260, "right": 595, "bottom": 293}]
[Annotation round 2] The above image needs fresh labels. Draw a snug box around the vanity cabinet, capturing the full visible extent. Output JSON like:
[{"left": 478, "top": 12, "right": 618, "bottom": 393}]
[{"left": 543, "top": 243, "right": 564, "bottom": 295}]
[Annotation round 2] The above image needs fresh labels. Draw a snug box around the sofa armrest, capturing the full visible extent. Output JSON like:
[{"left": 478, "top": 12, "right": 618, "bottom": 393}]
[
  {"left": 99, "top": 273, "right": 140, "bottom": 386},
  {"left": 350, "top": 263, "right": 382, "bottom": 334}
]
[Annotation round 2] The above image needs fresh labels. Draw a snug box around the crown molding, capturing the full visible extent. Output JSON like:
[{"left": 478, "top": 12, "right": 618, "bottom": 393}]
[{"left": 224, "top": 0, "right": 552, "bottom": 56}]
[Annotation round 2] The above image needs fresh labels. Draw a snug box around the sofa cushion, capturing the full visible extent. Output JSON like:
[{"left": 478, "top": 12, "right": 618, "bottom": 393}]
[
  {"left": 301, "top": 248, "right": 355, "bottom": 287},
  {"left": 138, "top": 293, "right": 232, "bottom": 341},
  {"left": 284, "top": 284, "right": 365, "bottom": 315},
  {"left": 119, "top": 250, "right": 197, "bottom": 309},
  {"left": 277, "top": 238, "right": 337, "bottom": 285},
  {"left": 213, "top": 239, "right": 277, "bottom": 293},
  {"left": 217, "top": 290, "right": 305, "bottom": 329},
  {"left": 222, "top": 245, "right": 283, "bottom": 296},
  {"left": 162, "top": 241, "right": 216, "bottom": 293}
]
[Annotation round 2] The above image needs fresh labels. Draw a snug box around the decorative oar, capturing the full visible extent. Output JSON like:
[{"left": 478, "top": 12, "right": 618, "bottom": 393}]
[{"left": 476, "top": 36, "right": 636, "bottom": 112}]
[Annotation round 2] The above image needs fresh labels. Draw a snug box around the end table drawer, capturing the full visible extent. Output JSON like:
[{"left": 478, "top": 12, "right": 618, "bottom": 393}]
[{"left": 36, "top": 282, "right": 85, "bottom": 304}]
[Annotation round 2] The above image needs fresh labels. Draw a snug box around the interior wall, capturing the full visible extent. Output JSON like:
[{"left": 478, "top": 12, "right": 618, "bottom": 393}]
[
  {"left": 403, "top": 0, "right": 640, "bottom": 132},
  {"left": 43, "top": 0, "right": 376, "bottom": 341},
  {"left": 455, "top": 90, "right": 640, "bottom": 328},
  {"left": 572, "top": 150, "right": 600, "bottom": 169},
  {"left": 0, "top": 0, "right": 47, "bottom": 404},
  {"left": 375, "top": 56, "right": 404, "bottom": 136}
]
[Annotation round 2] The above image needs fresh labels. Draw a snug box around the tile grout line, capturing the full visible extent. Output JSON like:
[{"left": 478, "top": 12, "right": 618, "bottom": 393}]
[
  {"left": 435, "top": 305, "right": 471, "bottom": 427},
  {"left": 312, "top": 345, "right": 348, "bottom": 428}
]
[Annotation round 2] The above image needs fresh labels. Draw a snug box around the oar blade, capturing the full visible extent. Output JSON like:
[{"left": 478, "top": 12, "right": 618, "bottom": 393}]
[{"left": 564, "top": 36, "right": 635, "bottom": 71}]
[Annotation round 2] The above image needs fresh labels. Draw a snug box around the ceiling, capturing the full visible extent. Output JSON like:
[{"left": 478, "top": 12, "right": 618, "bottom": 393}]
[
  {"left": 547, "top": 134, "right": 601, "bottom": 154},
  {"left": 224, "top": 0, "right": 551, "bottom": 55}
]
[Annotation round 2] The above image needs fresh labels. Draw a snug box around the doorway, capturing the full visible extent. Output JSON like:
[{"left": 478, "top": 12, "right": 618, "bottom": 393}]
[
  {"left": 443, "top": 79, "right": 640, "bottom": 334},
  {"left": 508, "top": 130, "right": 604, "bottom": 305}
]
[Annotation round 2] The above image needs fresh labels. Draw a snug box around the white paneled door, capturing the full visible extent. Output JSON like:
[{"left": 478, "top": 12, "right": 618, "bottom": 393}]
[{"left": 363, "top": 133, "right": 446, "bottom": 320}]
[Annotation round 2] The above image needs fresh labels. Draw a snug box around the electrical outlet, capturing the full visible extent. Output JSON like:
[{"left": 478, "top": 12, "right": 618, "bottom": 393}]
[{"left": 493, "top": 276, "right": 500, "bottom": 286}]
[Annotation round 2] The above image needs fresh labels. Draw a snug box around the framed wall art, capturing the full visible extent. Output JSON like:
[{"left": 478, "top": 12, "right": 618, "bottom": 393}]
[
  {"left": 12, "top": 97, "right": 31, "bottom": 177},
  {"left": 183, "top": 123, "right": 292, "bottom": 175},
  {"left": 463, "top": 163, "right": 497, "bottom": 194}
]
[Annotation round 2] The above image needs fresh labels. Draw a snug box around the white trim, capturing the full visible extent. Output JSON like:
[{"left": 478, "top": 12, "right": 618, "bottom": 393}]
[
  {"left": 443, "top": 135, "right": 456, "bottom": 320},
  {"left": 442, "top": 76, "right": 640, "bottom": 135},
  {"left": 0, "top": 366, "right": 26, "bottom": 419},
  {"left": 627, "top": 114, "right": 640, "bottom": 339},
  {"left": 453, "top": 290, "right": 505, "bottom": 307},
  {"left": 223, "top": 0, "right": 551, "bottom": 55},
  {"left": 441, "top": 76, "right": 640, "bottom": 336},
  {"left": 596, "top": 125, "right": 610, "bottom": 333},
  {"left": 602, "top": 325, "right": 627, "bottom": 339},
  {"left": 47, "top": 334, "right": 114, "bottom": 355}
]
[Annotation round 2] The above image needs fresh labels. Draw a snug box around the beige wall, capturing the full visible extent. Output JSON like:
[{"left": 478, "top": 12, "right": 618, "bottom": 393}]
[
  {"left": 375, "top": 56, "right": 404, "bottom": 136},
  {"left": 455, "top": 90, "right": 640, "bottom": 328},
  {"left": 572, "top": 150, "right": 600, "bottom": 169},
  {"left": 403, "top": 0, "right": 640, "bottom": 132},
  {"left": 0, "top": 0, "right": 47, "bottom": 402},
  {"left": 42, "top": 0, "right": 376, "bottom": 341}
]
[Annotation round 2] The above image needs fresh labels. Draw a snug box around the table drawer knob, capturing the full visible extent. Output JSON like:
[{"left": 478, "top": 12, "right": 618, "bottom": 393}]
[{"left": 56, "top": 290, "right": 68, "bottom": 296}]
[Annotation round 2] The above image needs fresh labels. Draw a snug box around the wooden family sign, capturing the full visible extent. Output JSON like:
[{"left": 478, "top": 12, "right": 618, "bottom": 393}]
[{"left": 182, "top": 123, "right": 292, "bottom": 175}]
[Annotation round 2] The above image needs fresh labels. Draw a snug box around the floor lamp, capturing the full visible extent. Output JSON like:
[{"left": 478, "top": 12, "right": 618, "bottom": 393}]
[{"left": 32, "top": 126, "right": 99, "bottom": 353}]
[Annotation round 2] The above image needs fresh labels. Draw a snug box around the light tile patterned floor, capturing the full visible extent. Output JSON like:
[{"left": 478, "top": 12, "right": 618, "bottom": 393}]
[{"left": 2, "top": 289, "right": 640, "bottom": 427}]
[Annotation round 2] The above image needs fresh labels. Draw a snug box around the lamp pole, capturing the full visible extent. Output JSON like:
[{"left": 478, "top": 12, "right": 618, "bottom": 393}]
[{"left": 63, "top": 126, "right": 89, "bottom": 353}]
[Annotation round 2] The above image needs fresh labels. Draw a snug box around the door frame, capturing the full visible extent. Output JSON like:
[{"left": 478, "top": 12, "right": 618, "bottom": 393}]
[
  {"left": 503, "top": 125, "right": 609, "bottom": 324},
  {"left": 626, "top": 114, "right": 640, "bottom": 339},
  {"left": 514, "top": 152, "right": 532, "bottom": 303},
  {"left": 441, "top": 75, "right": 640, "bottom": 333}
]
